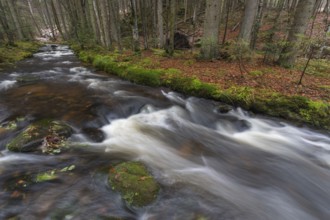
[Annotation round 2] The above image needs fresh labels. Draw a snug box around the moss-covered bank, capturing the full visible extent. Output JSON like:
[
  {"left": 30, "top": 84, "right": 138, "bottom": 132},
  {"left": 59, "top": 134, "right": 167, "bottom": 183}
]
[
  {"left": 72, "top": 46, "right": 330, "bottom": 131},
  {"left": 0, "top": 41, "right": 41, "bottom": 71}
]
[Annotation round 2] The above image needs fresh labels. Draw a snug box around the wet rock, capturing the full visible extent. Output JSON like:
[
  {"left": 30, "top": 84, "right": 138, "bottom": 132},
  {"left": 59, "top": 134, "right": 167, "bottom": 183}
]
[
  {"left": 108, "top": 162, "right": 160, "bottom": 207},
  {"left": 215, "top": 103, "right": 233, "bottom": 114},
  {"left": 82, "top": 127, "right": 105, "bottom": 142},
  {"left": 6, "top": 119, "right": 73, "bottom": 154},
  {"left": 50, "top": 44, "right": 58, "bottom": 50},
  {"left": 0, "top": 117, "right": 25, "bottom": 131}
]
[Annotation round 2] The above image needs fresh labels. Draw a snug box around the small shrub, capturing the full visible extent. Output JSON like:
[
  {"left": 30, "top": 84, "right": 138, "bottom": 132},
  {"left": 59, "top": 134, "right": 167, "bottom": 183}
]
[{"left": 249, "top": 70, "right": 264, "bottom": 76}]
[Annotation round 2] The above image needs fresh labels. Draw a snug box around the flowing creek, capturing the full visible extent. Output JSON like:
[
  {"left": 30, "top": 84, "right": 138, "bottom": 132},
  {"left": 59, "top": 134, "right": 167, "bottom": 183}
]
[{"left": 0, "top": 45, "right": 330, "bottom": 220}]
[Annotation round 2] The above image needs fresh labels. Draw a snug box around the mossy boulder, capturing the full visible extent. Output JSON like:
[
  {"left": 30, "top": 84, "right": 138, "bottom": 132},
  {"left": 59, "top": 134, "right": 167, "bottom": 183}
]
[
  {"left": 108, "top": 162, "right": 160, "bottom": 207},
  {"left": 6, "top": 119, "right": 73, "bottom": 154}
]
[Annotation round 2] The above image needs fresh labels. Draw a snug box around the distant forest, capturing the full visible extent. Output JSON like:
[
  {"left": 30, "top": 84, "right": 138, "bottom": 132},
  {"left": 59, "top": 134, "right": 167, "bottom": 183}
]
[{"left": 0, "top": 0, "right": 329, "bottom": 67}]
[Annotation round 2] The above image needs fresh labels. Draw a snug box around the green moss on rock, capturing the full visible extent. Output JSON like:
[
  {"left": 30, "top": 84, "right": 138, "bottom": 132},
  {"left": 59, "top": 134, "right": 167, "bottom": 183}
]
[
  {"left": 108, "top": 161, "right": 159, "bottom": 207},
  {"left": 6, "top": 119, "right": 72, "bottom": 153}
]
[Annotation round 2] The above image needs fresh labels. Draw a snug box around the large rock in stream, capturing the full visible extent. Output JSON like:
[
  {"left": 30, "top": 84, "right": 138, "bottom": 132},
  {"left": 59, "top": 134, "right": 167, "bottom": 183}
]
[
  {"left": 6, "top": 119, "right": 73, "bottom": 154},
  {"left": 108, "top": 162, "right": 160, "bottom": 207}
]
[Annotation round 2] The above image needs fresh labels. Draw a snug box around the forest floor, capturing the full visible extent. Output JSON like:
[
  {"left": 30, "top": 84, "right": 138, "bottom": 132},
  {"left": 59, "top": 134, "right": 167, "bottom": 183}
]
[
  {"left": 144, "top": 11, "right": 329, "bottom": 103},
  {"left": 135, "top": 49, "right": 330, "bottom": 103}
]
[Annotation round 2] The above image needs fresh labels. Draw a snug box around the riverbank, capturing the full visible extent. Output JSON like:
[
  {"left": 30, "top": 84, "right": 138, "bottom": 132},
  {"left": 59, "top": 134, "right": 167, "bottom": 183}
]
[
  {"left": 0, "top": 42, "right": 41, "bottom": 71},
  {"left": 75, "top": 45, "right": 330, "bottom": 130}
]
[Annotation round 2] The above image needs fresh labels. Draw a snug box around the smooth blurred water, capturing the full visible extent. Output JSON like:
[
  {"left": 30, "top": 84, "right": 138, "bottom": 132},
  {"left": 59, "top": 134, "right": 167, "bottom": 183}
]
[{"left": 0, "top": 45, "right": 329, "bottom": 220}]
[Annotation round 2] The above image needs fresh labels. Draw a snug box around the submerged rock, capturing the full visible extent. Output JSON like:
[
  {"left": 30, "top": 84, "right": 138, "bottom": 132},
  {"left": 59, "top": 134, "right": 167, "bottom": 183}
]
[
  {"left": 6, "top": 119, "right": 73, "bottom": 154},
  {"left": 215, "top": 103, "right": 233, "bottom": 113},
  {"left": 81, "top": 127, "right": 105, "bottom": 142},
  {"left": 16, "top": 75, "right": 41, "bottom": 85},
  {"left": 108, "top": 162, "right": 160, "bottom": 207},
  {"left": 0, "top": 116, "right": 25, "bottom": 131}
]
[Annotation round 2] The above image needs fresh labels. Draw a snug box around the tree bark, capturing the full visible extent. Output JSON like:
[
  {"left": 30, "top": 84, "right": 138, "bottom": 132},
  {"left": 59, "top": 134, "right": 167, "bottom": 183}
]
[
  {"left": 6, "top": 0, "right": 24, "bottom": 40},
  {"left": 166, "top": 0, "right": 176, "bottom": 56},
  {"left": 130, "top": 0, "right": 140, "bottom": 52},
  {"left": 250, "top": 0, "right": 265, "bottom": 49},
  {"left": 200, "top": 0, "right": 222, "bottom": 59},
  {"left": 50, "top": 0, "right": 64, "bottom": 39},
  {"left": 0, "top": 0, "right": 14, "bottom": 45},
  {"left": 27, "top": 0, "right": 42, "bottom": 37},
  {"left": 93, "top": 0, "right": 105, "bottom": 45},
  {"left": 44, "top": 0, "right": 56, "bottom": 40},
  {"left": 278, "top": 0, "right": 315, "bottom": 67},
  {"left": 238, "top": 0, "right": 259, "bottom": 44},
  {"left": 157, "top": 0, "right": 164, "bottom": 48}
]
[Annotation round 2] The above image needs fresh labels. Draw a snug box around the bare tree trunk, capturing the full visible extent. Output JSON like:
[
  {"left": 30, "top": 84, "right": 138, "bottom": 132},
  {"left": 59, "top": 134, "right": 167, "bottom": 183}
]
[
  {"left": 130, "top": 0, "right": 140, "bottom": 52},
  {"left": 166, "top": 0, "right": 176, "bottom": 56},
  {"left": 109, "top": 0, "right": 122, "bottom": 50},
  {"left": 6, "top": 0, "right": 24, "bottom": 40},
  {"left": 238, "top": 0, "right": 259, "bottom": 44},
  {"left": 57, "top": 0, "right": 70, "bottom": 39},
  {"left": 278, "top": 0, "right": 315, "bottom": 67},
  {"left": 99, "top": 0, "right": 111, "bottom": 48},
  {"left": 44, "top": 0, "right": 56, "bottom": 40},
  {"left": 200, "top": 0, "right": 222, "bottom": 59},
  {"left": 222, "top": 0, "right": 230, "bottom": 45},
  {"left": 27, "top": 0, "right": 42, "bottom": 37},
  {"left": 87, "top": 0, "right": 100, "bottom": 44},
  {"left": 298, "top": 46, "right": 314, "bottom": 85},
  {"left": 0, "top": 0, "right": 14, "bottom": 45},
  {"left": 50, "top": 0, "right": 64, "bottom": 39},
  {"left": 157, "top": 0, "right": 164, "bottom": 48},
  {"left": 93, "top": 0, "right": 105, "bottom": 46},
  {"left": 140, "top": 0, "right": 149, "bottom": 49},
  {"left": 250, "top": 0, "right": 265, "bottom": 49}
]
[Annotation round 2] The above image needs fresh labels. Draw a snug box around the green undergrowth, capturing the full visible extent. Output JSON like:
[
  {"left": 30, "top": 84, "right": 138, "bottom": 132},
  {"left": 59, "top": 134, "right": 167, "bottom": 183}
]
[
  {"left": 0, "top": 41, "right": 41, "bottom": 70},
  {"left": 74, "top": 47, "right": 330, "bottom": 131},
  {"left": 296, "top": 58, "right": 330, "bottom": 78}
]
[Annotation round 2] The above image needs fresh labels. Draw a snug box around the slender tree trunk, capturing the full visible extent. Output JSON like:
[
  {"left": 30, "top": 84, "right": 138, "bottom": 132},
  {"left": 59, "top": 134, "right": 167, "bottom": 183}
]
[
  {"left": 222, "top": 0, "right": 230, "bottom": 45},
  {"left": 27, "top": 0, "right": 42, "bottom": 37},
  {"left": 298, "top": 46, "right": 314, "bottom": 85},
  {"left": 184, "top": 0, "right": 188, "bottom": 21},
  {"left": 87, "top": 0, "right": 100, "bottom": 44},
  {"left": 157, "top": 0, "right": 164, "bottom": 48},
  {"left": 278, "top": 0, "right": 315, "bottom": 67},
  {"left": 6, "top": 0, "right": 24, "bottom": 40},
  {"left": 167, "top": 0, "right": 176, "bottom": 56},
  {"left": 130, "top": 0, "right": 140, "bottom": 52},
  {"left": 92, "top": 0, "right": 105, "bottom": 46},
  {"left": 57, "top": 0, "right": 70, "bottom": 39},
  {"left": 0, "top": 0, "right": 14, "bottom": 45},
  {"left": 44, "top": 0, "right": 56, "bottom": 40},
  {"left": 109, "top": 0, "right": 122, "bottom": 50},
  {"left": 200, "top": 0, "right": 222, "bottom": 59},
  {"left": 250, "top": 0, "right": 265, "bottom": 49},
  {"left": 140, "top": 0, "right": 149, "bottom": 49},
  {"left": 50, "top": 0, "right": 64, "bottom": 39}
]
